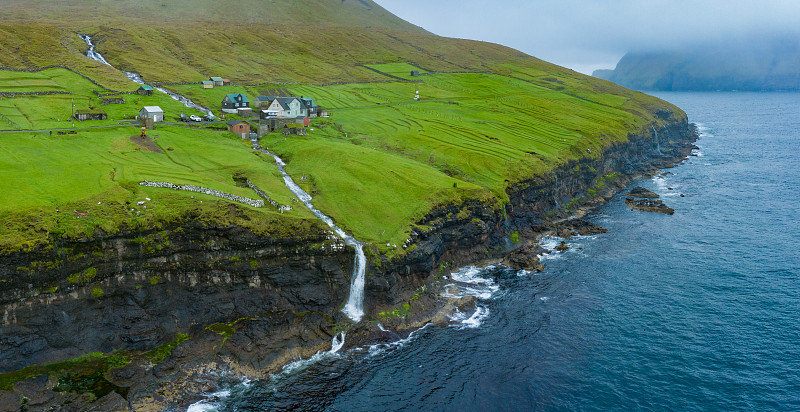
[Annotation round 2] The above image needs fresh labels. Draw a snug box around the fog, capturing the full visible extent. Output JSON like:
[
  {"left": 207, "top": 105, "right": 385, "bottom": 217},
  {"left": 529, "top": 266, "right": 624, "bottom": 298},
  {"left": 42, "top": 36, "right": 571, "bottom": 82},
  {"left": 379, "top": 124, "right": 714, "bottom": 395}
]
[{"left": 374, "top": 0, "right": 800, "bottom": 74}]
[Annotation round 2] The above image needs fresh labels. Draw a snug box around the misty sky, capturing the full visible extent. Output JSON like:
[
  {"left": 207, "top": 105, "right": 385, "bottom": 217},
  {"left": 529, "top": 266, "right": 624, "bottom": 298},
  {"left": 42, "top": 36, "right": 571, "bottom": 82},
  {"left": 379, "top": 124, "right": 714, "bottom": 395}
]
[{"left": 374, "top": 0, "right": 800, "bottom": 74}]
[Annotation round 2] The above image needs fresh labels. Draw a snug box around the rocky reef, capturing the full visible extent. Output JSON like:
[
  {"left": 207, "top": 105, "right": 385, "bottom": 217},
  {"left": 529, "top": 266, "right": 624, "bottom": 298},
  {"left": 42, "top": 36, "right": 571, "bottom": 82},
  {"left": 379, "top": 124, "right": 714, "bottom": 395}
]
[{"left": 0, "top": 117, "right": 698, "bottom": 410}]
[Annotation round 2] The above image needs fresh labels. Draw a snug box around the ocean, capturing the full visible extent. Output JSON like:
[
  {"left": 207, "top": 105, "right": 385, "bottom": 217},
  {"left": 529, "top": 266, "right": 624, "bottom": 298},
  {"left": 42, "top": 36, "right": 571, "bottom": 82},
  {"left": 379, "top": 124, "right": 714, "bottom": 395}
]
[{"left": 192, "top": 92, "right": 800, "bottom": 411}]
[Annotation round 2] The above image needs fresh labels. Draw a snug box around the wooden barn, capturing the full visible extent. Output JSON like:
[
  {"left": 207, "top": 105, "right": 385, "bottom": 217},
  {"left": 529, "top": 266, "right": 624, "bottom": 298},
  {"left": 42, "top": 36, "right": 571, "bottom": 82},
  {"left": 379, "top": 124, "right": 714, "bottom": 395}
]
[{"left": 227, "top": 120, "right": 251, "bottom": 139}]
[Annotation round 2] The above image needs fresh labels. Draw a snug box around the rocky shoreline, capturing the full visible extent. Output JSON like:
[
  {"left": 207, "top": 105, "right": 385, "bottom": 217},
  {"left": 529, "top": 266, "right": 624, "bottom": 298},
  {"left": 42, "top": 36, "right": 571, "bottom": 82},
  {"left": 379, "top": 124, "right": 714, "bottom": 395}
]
[{"left": 0, "top": 117, "right": 699, "bottom": 411}]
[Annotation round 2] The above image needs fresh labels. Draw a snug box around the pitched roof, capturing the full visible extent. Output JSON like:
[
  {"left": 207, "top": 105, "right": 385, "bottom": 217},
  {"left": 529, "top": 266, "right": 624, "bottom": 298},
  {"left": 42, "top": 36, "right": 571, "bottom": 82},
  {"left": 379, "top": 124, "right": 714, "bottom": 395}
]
[
  {"left": 141, "top": 106, "right": 163, "bottom": 112},
  {"left": 210, "top": 77, "right": 224, "bottom": 82},
  {"left": 202, "top": 80, "right": 213, "bottom": 85},
  {"left": 300, "top": 97, "right": 316, "bottom": 108},
  {"left": 274, "top": 97, "right": 299, "bottom": 111},
  {"left": 226, "top": 120, "right": 248, "bottom": 126},
  {"left": 139, "top": 85, "right": 154, "bottom": 91},
  {"left": 256, "top": 96, "right": 271, "bottom": 101},
  {"left": 225, "top": 93, "right": 249, "bottom": 103}
]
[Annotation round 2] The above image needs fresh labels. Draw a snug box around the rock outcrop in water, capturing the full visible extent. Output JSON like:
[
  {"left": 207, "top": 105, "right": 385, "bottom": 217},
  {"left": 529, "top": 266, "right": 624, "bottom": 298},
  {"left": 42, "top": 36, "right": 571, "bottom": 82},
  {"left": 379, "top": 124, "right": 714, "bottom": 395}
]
[
  {"left": 0, "top": 118, "right": 698, "bottom": 410},
  {"left": 628, "top": 187, "right": 660, "bottom": 199},
  {"left": 625, "top": 197, "right": 675, "bottom": 214}
]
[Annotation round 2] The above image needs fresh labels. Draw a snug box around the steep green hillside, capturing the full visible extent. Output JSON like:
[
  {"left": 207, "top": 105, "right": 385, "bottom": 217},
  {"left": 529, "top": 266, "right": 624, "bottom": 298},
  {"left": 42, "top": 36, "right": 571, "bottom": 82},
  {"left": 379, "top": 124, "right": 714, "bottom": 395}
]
[
  {"left": 0, "top": 0, "right": 686, "bottom": 253},
  {"left": 0, "top": 0, "right": 420, "bottom": 30}
]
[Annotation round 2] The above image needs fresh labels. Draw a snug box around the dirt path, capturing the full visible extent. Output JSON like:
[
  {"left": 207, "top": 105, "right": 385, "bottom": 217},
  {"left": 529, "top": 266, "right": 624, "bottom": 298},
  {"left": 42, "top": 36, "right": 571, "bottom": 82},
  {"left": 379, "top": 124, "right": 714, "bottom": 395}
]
[{"left": 129, "top": 135, "right": 164, "bottom": 153}]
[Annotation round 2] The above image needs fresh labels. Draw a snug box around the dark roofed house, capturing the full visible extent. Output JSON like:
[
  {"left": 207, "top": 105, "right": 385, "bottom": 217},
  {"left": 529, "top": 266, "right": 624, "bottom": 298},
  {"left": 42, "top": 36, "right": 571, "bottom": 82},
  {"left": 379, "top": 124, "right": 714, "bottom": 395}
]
[
  {"left": 221, "top": 93, "right": 250, "bottom": 113},
  {"left": 227, "top": 120, "right": 251, "bottom": 139},
  {"left": 137, "top": 85, "right": 154, "bottom": 96},
  {"left": 299, "top": 97, "right": 319, "bottom": 118}
]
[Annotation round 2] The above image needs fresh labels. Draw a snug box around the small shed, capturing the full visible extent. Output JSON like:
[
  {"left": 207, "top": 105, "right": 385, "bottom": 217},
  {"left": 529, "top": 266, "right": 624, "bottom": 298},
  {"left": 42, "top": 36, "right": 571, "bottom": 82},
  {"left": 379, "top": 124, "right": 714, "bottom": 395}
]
[
  {"left": 202, "top": 81, "right": 213, "bottom": 89},
  {"left": 139, "top": 106, "right": 164, "bottom": 122},
  {"left": 410, "top": 70, "right": 420, "bottom": 77},
  {"left": 210, "top": 77, "right": 224, "bottom": 87},
  {"left": 222, "top": 78, "right": 231, "bottom": 86},
  {"left": 227, "top": 120, "right": 251, "bottom": 139},
  {"left": 282, "top": 123, "right": 307, "bottom": 136},
  {"left": 296, "top": 116, "right": 310, "bottom": 127},
  {"left": 137, "top": 85, "right": 154, "bottom": 96},
  {"left": 74, "top": 109, "right": 108, "bottom": 121}
]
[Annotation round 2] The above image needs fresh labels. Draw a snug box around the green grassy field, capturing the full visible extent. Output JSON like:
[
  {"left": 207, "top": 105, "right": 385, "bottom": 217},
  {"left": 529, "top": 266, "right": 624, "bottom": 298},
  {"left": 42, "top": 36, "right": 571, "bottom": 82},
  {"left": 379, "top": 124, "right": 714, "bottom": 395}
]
[
  {"left": 0, "top": 120, "right": 318, "bottom": 251},
  {"left": 365, "top": 62, "right": 428, "bottom": 80},
  {"left": 0, "top": 68, "right": 207, "bottom": 130},
  {"left": 0, "top": 60, "right": 685, "bottom": 253}
]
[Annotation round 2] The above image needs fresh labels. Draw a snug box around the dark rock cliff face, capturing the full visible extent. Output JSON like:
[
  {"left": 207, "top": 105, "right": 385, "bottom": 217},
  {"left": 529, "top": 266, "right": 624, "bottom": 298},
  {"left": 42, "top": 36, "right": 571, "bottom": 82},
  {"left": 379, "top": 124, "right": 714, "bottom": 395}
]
[
  {"left": 0, "top": 117, "right": 698, "bottom": 409},
  {"left": 0, "top": 222, "right": 353, "bottom": 374}
]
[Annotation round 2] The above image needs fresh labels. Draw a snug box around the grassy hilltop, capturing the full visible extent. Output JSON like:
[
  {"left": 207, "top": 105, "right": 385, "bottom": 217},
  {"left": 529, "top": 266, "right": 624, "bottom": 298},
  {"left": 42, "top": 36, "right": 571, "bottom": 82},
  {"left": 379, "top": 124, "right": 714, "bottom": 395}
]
[{"left": 0, "top": 0, "right": 685, "bottom": 253}]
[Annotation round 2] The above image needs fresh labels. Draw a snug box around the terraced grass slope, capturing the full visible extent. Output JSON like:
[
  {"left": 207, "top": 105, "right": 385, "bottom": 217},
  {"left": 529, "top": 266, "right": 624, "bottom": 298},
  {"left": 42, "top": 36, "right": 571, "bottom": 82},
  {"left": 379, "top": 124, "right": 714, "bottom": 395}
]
[{"left": 0, "top": 0, "right": 687, "bottom": 254}]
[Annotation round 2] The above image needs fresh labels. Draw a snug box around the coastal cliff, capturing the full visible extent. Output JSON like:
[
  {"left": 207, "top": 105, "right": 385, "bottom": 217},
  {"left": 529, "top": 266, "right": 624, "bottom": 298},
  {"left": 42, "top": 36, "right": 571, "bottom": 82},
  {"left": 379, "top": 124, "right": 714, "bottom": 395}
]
[{"left": 0, "top": 116, "right": 697, "bottom": 409}]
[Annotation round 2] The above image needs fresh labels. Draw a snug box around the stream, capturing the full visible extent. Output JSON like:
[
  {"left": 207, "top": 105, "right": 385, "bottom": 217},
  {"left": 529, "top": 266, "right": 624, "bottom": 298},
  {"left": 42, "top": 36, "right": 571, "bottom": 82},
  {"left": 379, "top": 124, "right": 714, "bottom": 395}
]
[{"left": 79, "top": 34, "right": 214, "bottom": 116}]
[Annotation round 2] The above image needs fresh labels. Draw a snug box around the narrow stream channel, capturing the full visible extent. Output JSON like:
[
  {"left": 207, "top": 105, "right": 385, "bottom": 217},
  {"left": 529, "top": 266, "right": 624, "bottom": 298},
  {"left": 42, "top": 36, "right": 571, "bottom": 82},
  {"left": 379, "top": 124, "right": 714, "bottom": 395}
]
[
  {"left": 79, "top": 34, "right": 214, "bottom": 116},
  {"left": 252, "top": 140, "right": 367, "bottom": 323}
]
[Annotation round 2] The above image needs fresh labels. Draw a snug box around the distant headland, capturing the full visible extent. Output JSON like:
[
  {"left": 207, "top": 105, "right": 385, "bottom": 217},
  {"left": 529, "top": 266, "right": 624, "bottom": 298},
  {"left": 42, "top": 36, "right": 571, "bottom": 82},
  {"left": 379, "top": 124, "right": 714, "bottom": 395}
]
[{"left": 594, "top": 36, "right": 800, "bottom": 91}]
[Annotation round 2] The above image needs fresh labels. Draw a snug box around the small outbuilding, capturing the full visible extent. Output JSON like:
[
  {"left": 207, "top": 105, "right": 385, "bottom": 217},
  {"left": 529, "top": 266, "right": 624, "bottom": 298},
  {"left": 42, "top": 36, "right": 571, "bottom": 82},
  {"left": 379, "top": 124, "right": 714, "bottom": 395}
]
[
  {"left": 74, "top": 109, "right": 108, "bottom": 121},
  {"left": 139, "top": 106, "right": 164, "bottom": 122},
  {"left": 227, "top": 120, "right": 251, "bottom": 139},
  {"left": 202, "top": 81, "right": 213, "bottom": 89},
  {"left": 210, "top": 77, "right": 224, "bottom": 87},
  {"left": 410, "top": 70, "right": 420, "bottom": 77},
  {"left": 136, "top": 85, "right": 154, "bottom": 96},
  {"left": 222, "top": 78, "right": 231, "bottom": 86},
  {"left": 282, "top": 123, "right": 307, "bottom": 136}
]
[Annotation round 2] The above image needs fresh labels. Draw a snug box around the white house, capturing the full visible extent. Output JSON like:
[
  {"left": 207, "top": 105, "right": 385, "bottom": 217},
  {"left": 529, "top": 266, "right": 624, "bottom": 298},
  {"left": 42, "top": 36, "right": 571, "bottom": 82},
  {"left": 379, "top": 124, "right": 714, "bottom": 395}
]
[
  {"left": 263, "top": 97, "right": 307, "bottom": 118},
  {"left": 139, "top": 106, "right": 164, "bottom": 122}
]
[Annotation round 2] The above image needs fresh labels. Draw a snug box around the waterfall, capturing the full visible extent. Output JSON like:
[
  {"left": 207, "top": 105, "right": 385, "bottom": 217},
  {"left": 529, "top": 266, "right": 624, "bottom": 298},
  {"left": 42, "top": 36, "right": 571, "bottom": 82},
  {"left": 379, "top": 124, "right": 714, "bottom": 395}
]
[
  {"left": 79, "top": 34, "right": 214, "bottom": 116},
  {"left": 79, "top": 34, "right": 112, "bottom": 66},
  {"left": 252, "top": 140, "right": 366, "bottom": 323},
  {"left": 652, "top": 125, "right": 663, "bottom": 155}
]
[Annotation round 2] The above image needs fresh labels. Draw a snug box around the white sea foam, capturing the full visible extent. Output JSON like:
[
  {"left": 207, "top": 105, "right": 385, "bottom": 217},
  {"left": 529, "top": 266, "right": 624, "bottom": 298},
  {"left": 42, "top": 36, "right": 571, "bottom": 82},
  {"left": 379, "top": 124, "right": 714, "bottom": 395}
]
[
  {"left": 695, "top": 123, "right": 714, "bottom": 138},
  {"left": 441, "top": 266, "right": 500, "bottom": 300},
  {"left": 458, "top": 306, "right": 490, "bottom": 329},
  {"left": 186, "top": 387, "right": 232, "bottom": 412},
  {"left": 367, "top": 323, "right": 432, "bottom": 357}
]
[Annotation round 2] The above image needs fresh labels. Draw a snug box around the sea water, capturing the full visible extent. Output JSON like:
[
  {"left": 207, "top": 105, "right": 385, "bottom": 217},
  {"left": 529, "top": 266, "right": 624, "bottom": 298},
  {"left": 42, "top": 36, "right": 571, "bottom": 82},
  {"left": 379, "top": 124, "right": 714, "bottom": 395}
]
[{"left": 203, "top": 92, "right": 800, "bottom": 411}]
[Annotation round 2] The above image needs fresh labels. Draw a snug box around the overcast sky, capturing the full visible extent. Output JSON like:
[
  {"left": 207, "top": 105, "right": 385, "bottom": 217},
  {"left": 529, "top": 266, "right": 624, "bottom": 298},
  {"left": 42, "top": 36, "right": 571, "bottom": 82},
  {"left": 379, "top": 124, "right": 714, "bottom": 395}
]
[{"left": 374, "top": 0, "right": 800, "bottom": 74}]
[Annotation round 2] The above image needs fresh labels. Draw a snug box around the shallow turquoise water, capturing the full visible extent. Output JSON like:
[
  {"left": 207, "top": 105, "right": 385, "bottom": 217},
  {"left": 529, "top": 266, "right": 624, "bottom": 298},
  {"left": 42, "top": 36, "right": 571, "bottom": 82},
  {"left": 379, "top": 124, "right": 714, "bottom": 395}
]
[{"left": 199, "top": 92, "right": 800, "bottom": 411}]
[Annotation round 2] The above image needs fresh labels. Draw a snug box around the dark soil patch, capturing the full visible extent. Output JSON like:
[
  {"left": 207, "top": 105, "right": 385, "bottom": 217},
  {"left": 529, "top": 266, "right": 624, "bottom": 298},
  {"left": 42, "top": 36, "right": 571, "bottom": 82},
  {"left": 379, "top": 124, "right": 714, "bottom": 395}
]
[{"left": 129, "top": 135, "right": 164, "bottom": 154}]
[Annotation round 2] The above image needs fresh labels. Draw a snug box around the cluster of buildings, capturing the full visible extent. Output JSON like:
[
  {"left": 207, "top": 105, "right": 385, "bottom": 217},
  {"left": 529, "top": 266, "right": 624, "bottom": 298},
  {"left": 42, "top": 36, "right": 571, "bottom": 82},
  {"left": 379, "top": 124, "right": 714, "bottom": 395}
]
[
  {"left": 130, "top": 78, "right": 325, "bottom": 138},
  {"left": 218, "top": 93, "right": 325, "bottom": 136}
]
